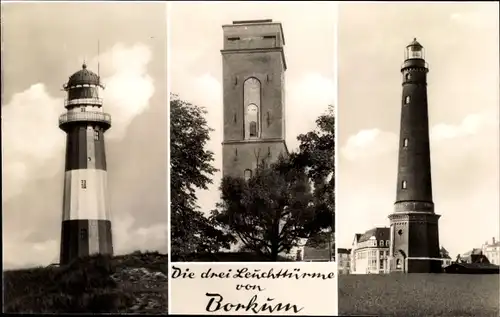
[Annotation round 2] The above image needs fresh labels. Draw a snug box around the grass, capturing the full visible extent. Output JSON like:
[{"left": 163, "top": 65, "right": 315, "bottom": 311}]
[
  {"left": 339, "top": 273, "right": 499, "bottom": 317},
  {"left": 3, "top": 251, "right": 168, "bottom": 314}
]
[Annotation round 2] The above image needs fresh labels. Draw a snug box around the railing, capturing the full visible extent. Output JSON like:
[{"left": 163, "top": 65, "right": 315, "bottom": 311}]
[
  {"left": 59, "top": 111, "right": 111, "bottom": 127},
  {"left": 64, "top": 98, "right": 103, "bottom": 107}
]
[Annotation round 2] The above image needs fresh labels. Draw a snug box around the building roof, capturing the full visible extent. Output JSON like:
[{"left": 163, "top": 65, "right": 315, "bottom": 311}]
[
  {"left": 66, "top": 64, "right": 101, "bottom": 87},
  {"left": 337, "top": 248, "right": 351, "bottom": 254},
  {"left": 303, "top": 247, "right": 332, "bottom": 261},
  {"left": 407, "top": 38, "right": 423, "bottom": 48},
  {"left": 357, "top": 227, "right": 390, "bottom": 243},
  {"left": 440, "top": 246, "right": 451, "bottom": 259},
  {"left": 462, "top": 248, "right": 483, "bottom": 257}
]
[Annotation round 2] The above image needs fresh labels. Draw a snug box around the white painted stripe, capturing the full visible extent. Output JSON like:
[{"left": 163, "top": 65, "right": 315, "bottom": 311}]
[
  {"left": 62, "top": 169, "right": 110, "bottom": 221},
  {"left": 86, "top": 126, "right": 96, "bottom": 169},
  {"left": 88, "top": 220, "right": 100, "bottom": 255},
  {"left": 67, "top": 105, "right": 103, "bottom": 113}
]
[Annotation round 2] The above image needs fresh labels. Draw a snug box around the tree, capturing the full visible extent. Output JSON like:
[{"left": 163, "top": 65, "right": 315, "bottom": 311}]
[
  {"left": 291, "top": 105, "right": 335, "bottom": 245},
  {"left": 212, "top": 155, "right": 320, "bottom": 261},
  {"left": 170, "top": 94, "right": 234, "bottom": 260}
]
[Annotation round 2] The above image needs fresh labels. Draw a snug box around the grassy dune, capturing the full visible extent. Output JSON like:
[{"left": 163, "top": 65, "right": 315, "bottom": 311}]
[
  {"left": 3, "top": 251, "right": 168, "bottom": 314},
  {"left": 339, "top": 273, "right": 499, "bottom": 317}
]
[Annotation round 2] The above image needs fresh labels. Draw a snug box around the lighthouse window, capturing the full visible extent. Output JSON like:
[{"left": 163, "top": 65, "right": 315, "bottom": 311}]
[
  {"left": 80, "top": 228, "right": 88, "bottom": 240},
  {"left": 401, "top": 180, "right": 407, "bottom": 189},
  {"left": 403, "top": 138, "right": 409, "bottom": 147},
  {"left": 405, "top": 73, "right": 411, "bottom": 81},
  {"left": 405, "top": 96, "right": 411, "bottom": 104},
  {"left": 94, "top": 131, "right": 99, "bottom": 141},
  {"left": 81, "top": 180, "right": 87, "bottom": 189},
  {"left": 244, "top": 169, "right": 252, "bottom": 181}
]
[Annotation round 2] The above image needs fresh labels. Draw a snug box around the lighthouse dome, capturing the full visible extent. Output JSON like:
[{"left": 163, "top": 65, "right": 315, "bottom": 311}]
[{"left": 67, "top": 64, "right": 100, "bottom": 87}]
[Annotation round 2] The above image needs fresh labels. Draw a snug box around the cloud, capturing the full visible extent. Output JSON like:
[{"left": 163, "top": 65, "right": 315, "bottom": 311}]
[
  {"left": 341, "top": 129, "right": 398, "bottom": 161},
  {"left": 341, "top": 107, "right": 498, "bottom": 162},
  {"left": 430, "top": 107, "right": 498, "bottom": 144},
  {"left": 2, "top": 43, "right": 154, "bottom": 202}
]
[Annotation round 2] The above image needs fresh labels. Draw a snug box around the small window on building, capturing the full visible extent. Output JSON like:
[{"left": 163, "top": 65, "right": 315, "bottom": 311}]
[
  {"left": 403, "top": 138, "right": 409, "bottom": 147},
  {"left": 405, "top": 73, "right": 411, "bottom": 81},
  {"left": 88, "top": 157, "right": 92, "bottom": 162},
  {"left": 402, "top": 180, "right": 407, "bottom": 189},
  {"left": 244, "top": 169, "right": 252, "bottom": 181},
  {"left": 405, "top": 96, "right": 411, "bottom": 104},
  {"left": 81, "top": 107, "right": 86, "bottom": 112},
  {"left": 379, "top": 240, "right": 384, "bottom": 247},
  {"left": 80, "top": 228, "right": 88, "bottom": 240},
  {"left": 396, "top": 259, "right": 402, "bottom": 269},
  {"left": 94, "top": 131, "right": 99, "bottom": 141},
  {"left": 398, "top": 229, "right": 403, "bottom": 236},
  {"left": 386, "top": 240, "right": 390, "bottom": 246},
  {"left": 81, "top": 180, "right": 87, "bottom": 189}
]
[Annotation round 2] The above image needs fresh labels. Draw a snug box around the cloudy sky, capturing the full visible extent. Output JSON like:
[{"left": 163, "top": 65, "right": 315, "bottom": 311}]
[
  {"left": 2, "top": 2, "right": 167, "bottom": 269},
  {"left": 337, "top": 2, "right": 499, "bottom": 258},
  {"left": 170, "top": 2, "right": 336, "bottom": 215}
]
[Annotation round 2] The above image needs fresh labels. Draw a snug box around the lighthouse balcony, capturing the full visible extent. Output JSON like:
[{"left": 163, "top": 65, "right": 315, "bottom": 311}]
[
  {"left": 64, "top": 98, "right": 103, "bottom": 107},
  {"left": 59, "top": 111, "right": 111, "bottom": 130}
]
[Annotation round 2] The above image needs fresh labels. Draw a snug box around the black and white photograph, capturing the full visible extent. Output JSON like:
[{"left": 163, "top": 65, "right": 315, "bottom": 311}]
[
  {"left": 170, "top": 1, "right": 335, "bottom": 263},
  {"left": 2, "top": 2, "right": 168, "bottom": 314},
  {"left": 336, "top": 2, "right": 499, "bottom": 316}
]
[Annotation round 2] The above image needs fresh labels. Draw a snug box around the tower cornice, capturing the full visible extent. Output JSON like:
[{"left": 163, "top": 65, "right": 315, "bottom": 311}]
[{"left": 221, "top": 47, "right": 287, "bottom": 71}]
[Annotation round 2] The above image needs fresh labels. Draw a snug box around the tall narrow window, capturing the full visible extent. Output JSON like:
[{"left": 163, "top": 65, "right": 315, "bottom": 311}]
[
  {"left": 244, "top": 169, "right": 252, "bottom": 181},
  {"left": 405, "top": 96, "right": 411, "bottom": 104},
  {"left": 405, "top": 73, "right": 411, "bottom": 81},
  {"left": 94, "top": 130, "right": 99, "bottom": 141},
  {"left": 81, "top": 107, "right": 86, "bottom": 112},
  {"left": 403, "top": 138, "right": 409, "bottom": 147},
  {"left": 81, "top": 180, "right": 87, "bottom": 189},
  {"left": 244, "top": 78, "right": 261, "bottom": 139},
  {"left": 249, "top": 121, "right": 257, "bottom": 137},
  {"left": 402, "top": 180, "right": 407, "bottom": 189}
]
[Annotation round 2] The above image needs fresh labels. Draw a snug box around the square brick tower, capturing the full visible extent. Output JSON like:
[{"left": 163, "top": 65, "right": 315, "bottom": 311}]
[
  {"left": 221, "top": 19, "right": 289, "bottom": 180},
  {"left": 388, "top": 39, "right": 442, "bottom": 273}
]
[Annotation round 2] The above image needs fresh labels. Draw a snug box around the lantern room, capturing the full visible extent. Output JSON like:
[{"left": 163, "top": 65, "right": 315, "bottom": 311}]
[{"left": 405, "top": 38, "right": 425, "bottom": 60}]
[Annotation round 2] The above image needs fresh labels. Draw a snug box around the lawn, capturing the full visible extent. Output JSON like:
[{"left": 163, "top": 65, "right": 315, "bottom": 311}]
[
  {"left": 339, "top": 274, "right": 499, "bottom": 317},
  {"left": 3, "top": 251, "right": 168, "bottom": 314}
]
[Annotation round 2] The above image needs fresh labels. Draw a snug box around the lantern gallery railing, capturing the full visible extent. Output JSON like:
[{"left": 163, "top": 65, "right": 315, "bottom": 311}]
[
  {"left": 64, "top": 98, "right": 103, "bottom": 107},
  {"left": 59, "top": 111, "right": 111, "bottom": 129}
]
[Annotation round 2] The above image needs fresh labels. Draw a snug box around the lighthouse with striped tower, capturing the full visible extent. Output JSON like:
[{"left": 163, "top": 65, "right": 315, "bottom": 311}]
[{"left": 59, "top": 63, "right": 113, "bottom": 265}]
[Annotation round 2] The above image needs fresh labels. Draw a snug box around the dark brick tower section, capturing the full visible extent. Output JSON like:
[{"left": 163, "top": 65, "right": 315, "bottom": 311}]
[
  {"left": 221, "top": 20, "right": 289, "bottom": 179},
  {"left": 59, "top": 64, "right": 113, "bottom": 265},
  {"left": 389, "top": 39, "right": 441, "bottom": 273}
]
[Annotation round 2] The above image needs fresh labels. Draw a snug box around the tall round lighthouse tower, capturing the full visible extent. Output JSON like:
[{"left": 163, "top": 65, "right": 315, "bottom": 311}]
[
  {"left": 388, "top": 39, "right": 441, "bottom": 273},
  {"left": 59, "top": 64, "right": 113, "bottom": 265}
]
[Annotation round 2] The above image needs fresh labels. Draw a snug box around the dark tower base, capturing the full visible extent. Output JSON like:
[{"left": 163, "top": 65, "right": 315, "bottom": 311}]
[
  {"left": 60, "top": 220, "right": 113, "bottom": 265},
  {"left": 406, "top": 259, "right": 443, "bottom": 273},
  {"left": 389, "top": 208, "right": 441, "bottom": 274}
]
